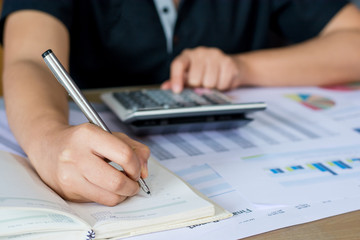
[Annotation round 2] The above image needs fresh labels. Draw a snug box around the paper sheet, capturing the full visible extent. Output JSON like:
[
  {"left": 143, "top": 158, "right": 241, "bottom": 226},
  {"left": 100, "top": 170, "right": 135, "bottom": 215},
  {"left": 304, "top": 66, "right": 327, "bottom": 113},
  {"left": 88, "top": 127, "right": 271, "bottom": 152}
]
[{"left": 1, "top": 85, "right": 360, "bottom": 239}]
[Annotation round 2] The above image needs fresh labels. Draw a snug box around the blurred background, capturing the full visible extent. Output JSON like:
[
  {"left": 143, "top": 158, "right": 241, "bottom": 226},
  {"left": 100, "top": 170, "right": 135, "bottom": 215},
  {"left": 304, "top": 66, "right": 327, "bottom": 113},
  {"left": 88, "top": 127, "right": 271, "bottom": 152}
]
[{"left": 0, "top": 0, "right": 3, "bottom": 95}]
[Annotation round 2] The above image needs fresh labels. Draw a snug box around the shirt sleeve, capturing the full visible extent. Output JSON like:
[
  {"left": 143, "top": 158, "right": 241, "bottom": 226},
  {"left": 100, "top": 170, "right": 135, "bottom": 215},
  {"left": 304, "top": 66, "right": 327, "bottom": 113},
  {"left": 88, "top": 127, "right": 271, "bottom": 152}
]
[
  {"left": 270, "top": 0, "right": 349, "bottom": 43},
  {"left": 0, "top": 0, "right": 73, "bottom": 45},
  {"left": 352, "top": 0, "right": 360, "bottom": 8}
]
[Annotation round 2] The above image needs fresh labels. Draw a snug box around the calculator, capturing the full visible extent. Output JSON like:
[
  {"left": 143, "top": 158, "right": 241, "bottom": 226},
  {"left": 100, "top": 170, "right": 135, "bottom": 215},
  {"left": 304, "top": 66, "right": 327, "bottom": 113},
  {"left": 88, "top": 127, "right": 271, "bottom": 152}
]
[{"left": 101, "top": 88, "right": 266, "bottom": 135}]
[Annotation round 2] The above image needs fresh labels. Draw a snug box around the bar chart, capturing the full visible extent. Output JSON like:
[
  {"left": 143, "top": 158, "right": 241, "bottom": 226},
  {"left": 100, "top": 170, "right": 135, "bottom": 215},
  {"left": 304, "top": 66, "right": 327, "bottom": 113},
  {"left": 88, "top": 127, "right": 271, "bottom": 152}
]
[
  {"left": 139, "top": 106, "right": 339, "bottom": 161},
  {"left": 213, "top": 145, "right": 360, "bottom": 205},
  {"left": 269, "top": 158, "right": 360, "bottom": 176}
]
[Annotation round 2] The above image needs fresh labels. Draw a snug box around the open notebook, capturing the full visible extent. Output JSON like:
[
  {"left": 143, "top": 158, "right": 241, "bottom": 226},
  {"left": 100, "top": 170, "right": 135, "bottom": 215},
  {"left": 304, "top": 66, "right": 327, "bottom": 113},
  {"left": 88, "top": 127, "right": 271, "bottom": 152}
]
[{"left": 0, "top": 151, "right": 232, "bottom": 240}]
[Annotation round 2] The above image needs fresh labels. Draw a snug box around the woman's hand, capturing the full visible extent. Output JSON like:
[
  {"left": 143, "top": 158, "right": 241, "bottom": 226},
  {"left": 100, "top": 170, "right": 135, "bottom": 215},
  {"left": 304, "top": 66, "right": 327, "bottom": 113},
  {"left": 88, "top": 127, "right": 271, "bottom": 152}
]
[
  {"left": 161, "top": 47, "right": 248, "bottom": 92},
  {"left": 29, "top": 123, "right": 150, "bottom": 206}
]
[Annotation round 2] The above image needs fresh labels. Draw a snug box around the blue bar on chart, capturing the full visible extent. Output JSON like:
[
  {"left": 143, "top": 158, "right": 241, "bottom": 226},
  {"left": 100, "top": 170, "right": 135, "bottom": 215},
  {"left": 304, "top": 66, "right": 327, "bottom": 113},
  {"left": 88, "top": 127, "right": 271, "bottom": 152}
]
[
  {"left": 270, "top": 165, "right": 304, "bottom": 174},
  {"left": 310, "top": 163, "right": 338, "bottom": 175},
  {"left": 285, "top": 165, "right": 304, "bottom": 172},
  {"left": 270, "top": 168, "right": 284, "bottom": 174},
  {"left": 348, "top": 158, "right": 360, "bottom": 162},
  {"left": 331, "top": 160, "right": 352, "bottom": 169}
]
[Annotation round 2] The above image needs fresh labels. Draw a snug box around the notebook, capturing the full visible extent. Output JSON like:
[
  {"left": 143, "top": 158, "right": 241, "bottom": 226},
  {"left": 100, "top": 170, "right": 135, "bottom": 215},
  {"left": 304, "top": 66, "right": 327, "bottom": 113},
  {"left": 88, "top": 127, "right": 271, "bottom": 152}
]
[{"left": 0, "top": 151, "right": 232, "bottom": 240}]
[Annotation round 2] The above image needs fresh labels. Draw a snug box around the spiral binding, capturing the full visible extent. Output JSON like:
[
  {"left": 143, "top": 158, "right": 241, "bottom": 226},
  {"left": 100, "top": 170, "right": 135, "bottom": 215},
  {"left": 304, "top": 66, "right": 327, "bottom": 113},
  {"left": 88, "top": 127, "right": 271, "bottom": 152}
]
[{"left": 86, "top": 229, "right": 96, "bottom": 240}]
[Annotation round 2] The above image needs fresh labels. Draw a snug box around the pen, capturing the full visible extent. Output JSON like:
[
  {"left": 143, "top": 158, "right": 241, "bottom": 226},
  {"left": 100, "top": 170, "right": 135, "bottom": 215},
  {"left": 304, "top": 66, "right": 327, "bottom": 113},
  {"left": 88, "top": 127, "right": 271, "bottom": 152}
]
[{"left": 42, "top": 49, "right": 151, "bottom": 195}]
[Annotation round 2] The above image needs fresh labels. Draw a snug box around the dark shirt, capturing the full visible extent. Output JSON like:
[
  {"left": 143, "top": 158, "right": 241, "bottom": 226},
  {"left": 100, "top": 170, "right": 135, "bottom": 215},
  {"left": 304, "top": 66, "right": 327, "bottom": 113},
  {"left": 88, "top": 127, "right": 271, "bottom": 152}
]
[{"left": 0, "top": 0, "right": 347, "bottom": 89}]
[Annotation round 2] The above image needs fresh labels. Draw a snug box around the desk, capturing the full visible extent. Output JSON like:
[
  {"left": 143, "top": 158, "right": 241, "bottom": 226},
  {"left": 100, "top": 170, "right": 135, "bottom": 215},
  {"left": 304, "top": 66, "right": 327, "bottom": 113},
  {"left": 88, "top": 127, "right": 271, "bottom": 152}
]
[
  {"left": 83, "top": 87, "right": 360, "bottom": 240},
  {"left": 245, "top": 211, "right": 360, "bottom": 240}
]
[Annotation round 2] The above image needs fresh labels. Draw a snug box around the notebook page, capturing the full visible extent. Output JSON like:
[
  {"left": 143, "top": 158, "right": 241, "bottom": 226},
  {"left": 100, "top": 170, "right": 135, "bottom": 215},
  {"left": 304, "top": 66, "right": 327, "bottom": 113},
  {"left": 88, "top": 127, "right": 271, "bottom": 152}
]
[
  {"left": 0, "top": 152, "right": 89, "bottom": 236},
  {"left": 69, "top": 157, "right": 216, "bottom": 238}
]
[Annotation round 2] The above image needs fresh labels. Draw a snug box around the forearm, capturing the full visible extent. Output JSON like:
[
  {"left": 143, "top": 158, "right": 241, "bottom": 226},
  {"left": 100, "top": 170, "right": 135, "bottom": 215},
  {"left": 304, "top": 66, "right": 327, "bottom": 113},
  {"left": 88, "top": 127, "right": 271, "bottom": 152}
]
[
  {"left": 236, "top": 30, "right": 360, "bottom": 87},
  {"left": 2, "top": 9, "right": 72, "bottom": 161},
  {"left": 3, "top": 59, "right": 69, "bottom": 159}
]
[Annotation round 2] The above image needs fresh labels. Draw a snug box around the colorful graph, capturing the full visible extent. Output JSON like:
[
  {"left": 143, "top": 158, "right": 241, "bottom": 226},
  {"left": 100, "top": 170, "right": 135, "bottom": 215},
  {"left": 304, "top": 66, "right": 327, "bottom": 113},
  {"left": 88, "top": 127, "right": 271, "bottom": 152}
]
[
  {"left": 269, "top": 158, "right": 360, "bottom": 176},
  {"left": 285, "top": 93, "right": 335, "bottom": 110},
  {"left": 321, "top": 82, "right": 360, "bottom": 91}
]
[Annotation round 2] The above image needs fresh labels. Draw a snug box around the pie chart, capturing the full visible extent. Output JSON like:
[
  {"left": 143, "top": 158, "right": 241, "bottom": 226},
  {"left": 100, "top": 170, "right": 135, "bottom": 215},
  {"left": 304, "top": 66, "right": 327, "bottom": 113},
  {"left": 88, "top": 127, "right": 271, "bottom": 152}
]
[{"left": 285, "top": 94, "right": 335, "bottom": 110}]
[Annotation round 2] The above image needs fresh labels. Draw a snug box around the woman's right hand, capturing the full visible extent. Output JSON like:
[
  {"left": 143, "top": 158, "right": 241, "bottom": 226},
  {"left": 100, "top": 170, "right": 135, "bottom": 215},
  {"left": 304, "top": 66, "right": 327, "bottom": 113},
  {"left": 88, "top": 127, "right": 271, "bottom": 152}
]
[
  {"left": 2, "top": 10, "right": 150, "bottom": 207},
  {"left": 28, "top": 123, "right": 150, "bottom": 206}
]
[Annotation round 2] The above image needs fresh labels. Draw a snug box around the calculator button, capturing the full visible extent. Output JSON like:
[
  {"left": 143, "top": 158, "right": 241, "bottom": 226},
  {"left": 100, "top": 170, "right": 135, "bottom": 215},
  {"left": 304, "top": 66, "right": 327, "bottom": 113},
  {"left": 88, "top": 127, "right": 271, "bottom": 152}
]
[{"left": 113, "top": 88, "right": 230, "bottom": 112}]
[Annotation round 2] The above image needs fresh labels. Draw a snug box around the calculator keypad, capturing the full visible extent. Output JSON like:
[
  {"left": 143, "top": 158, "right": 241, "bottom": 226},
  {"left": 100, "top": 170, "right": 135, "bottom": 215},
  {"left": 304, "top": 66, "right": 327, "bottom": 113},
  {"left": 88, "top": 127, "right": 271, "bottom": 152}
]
[{"left": 113, "top": 89, "right": 231, "bottom": 111}]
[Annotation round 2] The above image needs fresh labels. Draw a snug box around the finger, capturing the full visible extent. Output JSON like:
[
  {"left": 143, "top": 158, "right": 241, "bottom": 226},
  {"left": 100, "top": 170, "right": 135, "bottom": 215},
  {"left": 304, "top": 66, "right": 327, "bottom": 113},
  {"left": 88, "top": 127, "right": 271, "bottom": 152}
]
[
  {"left": 187, "top": 59, "right": 204, "bottom": 88},
  {"left": 227, "top": 73, "right": 242, "bottom": 90},
  {"left": 58, "top": 163, "right": 128, "bottom": 206},
  {"left": 230, "top": 74, "right": 241, "bottom": 89},
  {"left": 113, "top": 132, "right": 150, "bottom": 178},
  {"left": 218, "top": 60, "right": 237, "bottom": 91},
  {"left": 160, "top": 80, "right": 171, "bottom": 90},
  {"left": 79, "top": 154, "right": 140, "bottom": 197},
  {"left": 85, "top": 183, "right": 128, "bottom": 207},
  {"left": 202, "top": 62, "right": 219, "bottom": 89},
  {"left": 114, "top": 133, "right": 150, "bottom": 160},
  {"left": 170, "top": 53, "right": 190, "bottom": 93},
  {"left": 87, "top": 127, "right": 142, "bottom": 181},
  {"left": 70, "top": 178, "right": 128, "bottom": 206}
]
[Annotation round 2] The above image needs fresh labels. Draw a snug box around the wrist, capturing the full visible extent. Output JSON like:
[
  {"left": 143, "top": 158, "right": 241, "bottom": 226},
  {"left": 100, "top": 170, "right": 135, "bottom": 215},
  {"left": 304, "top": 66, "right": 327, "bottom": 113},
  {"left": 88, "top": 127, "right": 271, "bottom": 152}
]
[{"left": 23, "top": 118, "right": 69, "bottom": 161}]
